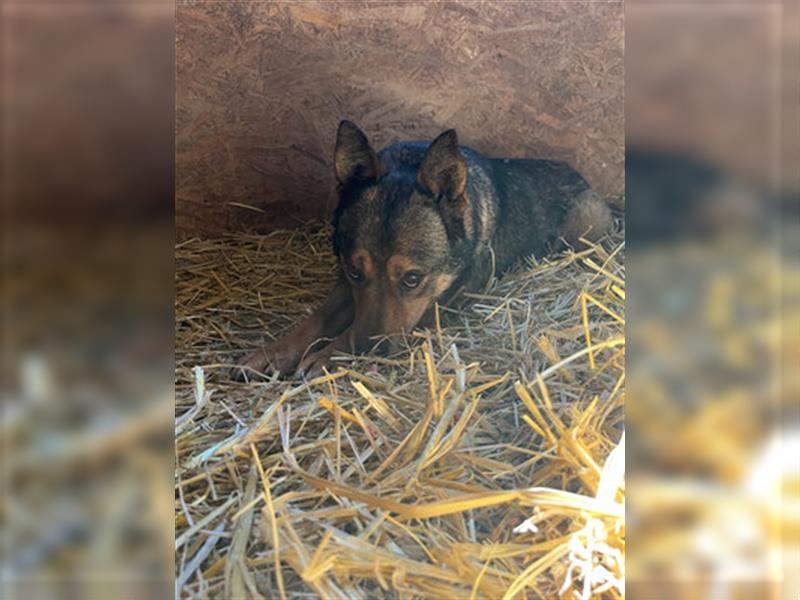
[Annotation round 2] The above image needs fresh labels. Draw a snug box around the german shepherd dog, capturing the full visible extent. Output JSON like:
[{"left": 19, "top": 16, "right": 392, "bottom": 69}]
[{"left": 233, "top": 121, "right": 611, "bottom": 379}]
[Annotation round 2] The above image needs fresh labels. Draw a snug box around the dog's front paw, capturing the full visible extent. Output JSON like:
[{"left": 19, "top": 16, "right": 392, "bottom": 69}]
[
  {"left": 230, "top": 344, "right": 300, "bottom": 381},
  {"left": 229, "top": 347, "right": 270, "bottom": 381},
  {"left": 295, "top": 345, "right": 337, "bottom": 379}
]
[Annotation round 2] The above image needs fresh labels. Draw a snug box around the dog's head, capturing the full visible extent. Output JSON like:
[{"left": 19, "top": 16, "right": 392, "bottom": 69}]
[{"left": 331, "top": 121, "right": 475, "bottom": 353}]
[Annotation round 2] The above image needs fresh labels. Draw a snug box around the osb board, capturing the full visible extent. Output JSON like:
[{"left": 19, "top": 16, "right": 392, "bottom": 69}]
[{"left": 176, "top": 1, "right": 624, "bottom": 237}]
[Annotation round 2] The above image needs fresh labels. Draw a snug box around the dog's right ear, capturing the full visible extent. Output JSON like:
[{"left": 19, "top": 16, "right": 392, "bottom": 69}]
[
  {"left": 417, "top": 129, "right": 467, "bottom": 200},
  {"left": 334, "top": 121, "right": 381, "bottom": 185}
]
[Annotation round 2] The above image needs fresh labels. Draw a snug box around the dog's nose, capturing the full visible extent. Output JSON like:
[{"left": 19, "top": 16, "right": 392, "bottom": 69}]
[
  {"left": 377, "top": 334, "right": 411, "bottom": 357},
  {"left": 370, "top": 337, "right": 390, "bottom": 356},
  {"left": 348, "top": 327, "right": 381, "bottom": 355}
]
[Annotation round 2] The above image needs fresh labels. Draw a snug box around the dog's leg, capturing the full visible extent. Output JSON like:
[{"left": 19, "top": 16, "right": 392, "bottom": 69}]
[{"left": 232, "top": 277, "right": 353, "bottom": 379}]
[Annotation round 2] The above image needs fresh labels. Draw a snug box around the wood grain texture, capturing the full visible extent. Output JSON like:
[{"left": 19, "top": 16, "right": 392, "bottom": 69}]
[{"left": 177, "top": 1, "right": 624, "bottom": 237}]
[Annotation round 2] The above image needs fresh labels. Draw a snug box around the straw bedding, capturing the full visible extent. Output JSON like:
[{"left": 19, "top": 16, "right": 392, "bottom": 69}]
[{"left": 175, "top": 222, "right": 625, "bottom": 599}]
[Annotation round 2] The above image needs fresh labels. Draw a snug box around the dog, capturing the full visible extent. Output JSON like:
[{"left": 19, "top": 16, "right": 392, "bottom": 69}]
[{"left": 233, "top": 121, "right": 612, "bottom": 379}]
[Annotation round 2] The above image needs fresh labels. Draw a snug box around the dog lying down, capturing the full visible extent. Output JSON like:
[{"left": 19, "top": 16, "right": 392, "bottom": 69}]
[{"left": 233, "top": 121, "right": 612, "bottom": 380}]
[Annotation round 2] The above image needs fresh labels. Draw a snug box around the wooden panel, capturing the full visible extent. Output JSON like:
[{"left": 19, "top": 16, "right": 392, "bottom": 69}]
[{"left": 176, "top": 1, "right": 624, "bottom": 237}]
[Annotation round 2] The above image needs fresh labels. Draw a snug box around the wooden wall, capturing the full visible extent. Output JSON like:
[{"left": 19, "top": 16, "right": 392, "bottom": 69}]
[{"left": 176, "top": 1, "right": 624, "bottom": 237}]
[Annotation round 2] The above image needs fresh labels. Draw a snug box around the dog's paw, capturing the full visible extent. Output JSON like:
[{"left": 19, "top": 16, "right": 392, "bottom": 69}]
[
  {"left": 230, "top": 347, "right": 270, "bottom": 381},
  {"left": 230, "top": 344, "right": 299, "bottom": 381},
  {"left": 295, "top": 345, "right": 337, "bottom": 380}
]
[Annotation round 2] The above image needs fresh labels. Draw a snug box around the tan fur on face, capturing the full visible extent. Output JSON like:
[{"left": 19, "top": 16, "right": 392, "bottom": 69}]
[
  {"left": 383, "top": 255, "right": 456, "bottom": 331},
  {"left": 386, "top": 254, "right": 417, "bottom": 283},
  {"left": 430, "top": 272, "right": 456, "bottom": 297},
  {"left": 384, "top": 272, "right": 456, "bottom": 333},
  {"left": 350, "top": 249, "right": 375, "bottom": 279}
]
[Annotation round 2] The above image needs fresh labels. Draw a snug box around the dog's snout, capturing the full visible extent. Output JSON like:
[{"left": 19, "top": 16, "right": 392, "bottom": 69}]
[
  {"left": 348, "top": 280, "right": 426, "bottom": 356},
  {"left": 348, "top": 314, "right": 381, "bottom": 355},
  {"left": 348, "top": 308, "right": 402, "bottom": 356}
]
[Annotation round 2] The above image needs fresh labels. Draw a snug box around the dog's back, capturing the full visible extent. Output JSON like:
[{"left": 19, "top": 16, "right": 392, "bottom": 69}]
[
  {"left": 487, "top": 157, "right": 596, "bottom": 270},
  {"left": 379, "top": 140, "right": 610, "bottom": 273}
]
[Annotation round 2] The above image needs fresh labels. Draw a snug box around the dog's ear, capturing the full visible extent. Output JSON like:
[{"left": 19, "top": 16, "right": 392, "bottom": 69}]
[
  {"left": 417, "top": 129, "right": 468, "bottom": 200},
  {"left": 334, "top": 121, "right": 381, "bottom": 185}
]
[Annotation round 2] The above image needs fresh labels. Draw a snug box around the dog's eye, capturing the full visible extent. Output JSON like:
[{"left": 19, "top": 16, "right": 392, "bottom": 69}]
[
  {"left": 401, "top": 271, "right": 423, "bottom": 289},
  {"left": 346, "top": 266, "right": 364, "bottom": 283}
]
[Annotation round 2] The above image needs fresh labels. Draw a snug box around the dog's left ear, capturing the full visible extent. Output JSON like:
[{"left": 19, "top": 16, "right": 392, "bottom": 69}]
[{"left": 418, "top": 129, "right": 468, "bottom": 200}]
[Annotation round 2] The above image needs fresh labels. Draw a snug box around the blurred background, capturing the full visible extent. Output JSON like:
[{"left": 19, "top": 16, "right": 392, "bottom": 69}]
[
  {"left": 2, "top": 1, "right": 174, "bottom": 598},
  {"left": 1, "top": 1, "right": 798, "bottom": 599},
  {"left": 626, "top": 1, "right": 797, "bottom": 599}
]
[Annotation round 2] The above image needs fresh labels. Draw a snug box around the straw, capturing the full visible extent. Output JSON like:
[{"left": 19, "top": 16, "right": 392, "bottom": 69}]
[{"left": 175, "top": 221, "right": 625, "bottom": 598}]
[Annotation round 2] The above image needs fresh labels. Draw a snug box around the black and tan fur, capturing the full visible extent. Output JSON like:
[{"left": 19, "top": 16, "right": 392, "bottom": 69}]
[{"left": 234, "top": 121, "right": 611, "bottom": 378}]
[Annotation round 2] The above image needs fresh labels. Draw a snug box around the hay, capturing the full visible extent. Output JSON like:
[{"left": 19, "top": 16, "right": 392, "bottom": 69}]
[{"left": 175, "top": 222, "right": 625, "bottom": 599}]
